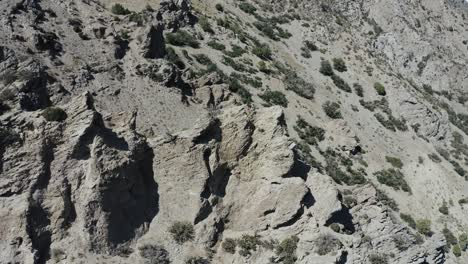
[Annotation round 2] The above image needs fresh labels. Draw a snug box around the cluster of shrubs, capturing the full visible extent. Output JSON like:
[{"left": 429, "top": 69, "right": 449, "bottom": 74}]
[
  {"left": 293, "top": 116, "right": 325, "bottom": 145},
  {"left": 319, "top": 59, "right": 354, "bottom": 94},
  {"left": 322, "top": 148, "right": 367, "bottom": 185},
  {"left": 283, "top": 72, "right": 315, "bottom": 99},
  {"left": 253, "top": 16, "right": 292, "bottom": 41},
  {"left": 259, "top": 91, "right": 288, "bottom": 107},
  {"left": 166, "top": 30, "right": 200, "bottom": 48},
  {"left": 374, "top": 168, "right": 411, "bottom": 193},
  {"left": 374, "top": 113, "right": 408, "bottom": 132},
  {"left": 322, "top": 101, "right": 342, "bottom": 119}
]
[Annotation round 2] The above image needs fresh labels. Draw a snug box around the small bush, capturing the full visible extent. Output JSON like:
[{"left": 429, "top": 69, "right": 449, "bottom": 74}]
[
  {"left": 228, "top": 77, "right": 252, "bottom": 104},
  {"left": 315, "top": 234, "right": 341, "bottom": 256},
  {"left": 252, "top": 44, "right": 272, "bottom": 60},
  {"left": 428, "top": 153, "right": 442, "bottom": 163},
  {"left": 322, "top": 101, "right": 342, "bottom": 119},
  {"left": 459, "top": 198, "right": 468, "bottom": 205},
  {"left": 222, "top": 238, "right": 237, "bottom": 254},
  {"left": 374, "top": 82, "right": 386, "bottom": 96},
  {"left": 199, "top": 16, "right": 214, "bottom": 34},
  {"left": 194, "top": 54, "right": 212, "bottom": 65},
  {"left": 283, "top": 73, "right": 315, "bottom": 99},
  {"left": 224, "top": 44, "right": 246, "bottom": 57},
  {"left": 276, "top": 236, "right": 299, "bottom": 264},
  {"left": 238, "top": 2, "right": 256, "bottom": 14},
  {"left": 416, "top": 219, "right": 432, "bottom": 236},
  {"left": 459, "top": 233, "right": 468, "bottom": 251},
  {"left": 354, "top": 83, "right": 364, "bottom": 97},
  {"left": 439, "top": 201, "right": 449, "bottom": 215},
  {"left": 442, "top": 227, "right": 458, "bottom": 246},
  {"left": 111, "top": 4, "right": 131, "bottom": 15},
  {"left": 392, "top": 234, "right": 410, "bottom": 251},
  {"left": 215, "top": 3, "right": 224, "bottom": 12},
  {"left": 166, "top": 47, "right": 185, "bottom": 69},
  {"left": 42, "top": 107, "right": 67, "bottom": 122},
  {"left": 453, "top": 244, "right": 462, "bottom": 257},
  {"left": 238, "top": 234, "right": 261, "bottom": 256},
  {"left": 186, "top": 256, "right": 209, "bottom": 264},
  {"left": 400, "top": 213, "right": 416, "bottom": 229},
  {"left": 294, "top": 116, "right": 325, "bottom": 145},
  {"left": 260, "top": 91, "right": 288, "bottom": 107},
  {"left": 319, "top": 60, "right": 334, "bottom": 76},
  {"left": 166, "top": 30, "right": 200, "bottom": 48},
  {"left": 329, "top": 223, "right": 340, "bottom": 233},
  {"left": 369, "top": 254, "right": 388, "bottom": 264},
  {"left": 333, "top": 58, "right": 347, "bottom": 72},
  {"left": 304, "top": 40, "right": 318, "bottom": 51},
  {"left": 374, "top": 168, "right": 411, "bottom": 193},
  {"left": 169, "top": 221, "right": 194, "bottom": 244},
  {"left": 138, "top": 244, "right": 170, "bottom": 264},
  {"left": 331, "top": 74, "right": 351, "bottom": 93},
  {"left": 376, "top": 189, "right": 398, "bottom": 211},
  {"left": 129, "top": 12, "right": 145, "bottom": 26},
  {"left": 385, "top": 156, "right": 403, "bottom": 169},
  {"left": 207, "top": 40, "right": 225, "bottom": 51}
]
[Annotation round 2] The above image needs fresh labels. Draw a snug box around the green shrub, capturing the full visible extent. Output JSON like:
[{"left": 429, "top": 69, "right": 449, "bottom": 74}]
[
  {"left": 322, "top": 101, "right": 342, "bottom": 119},
  {"left": 238, "top": 234, "right": 261, "bottom": 256},
  {"left": 459, "top": 233, "right": 468, "bottom": 251},
  {"left": 129, "top": 12, "right": 145, "bottom": 26},
  {"left": 223, "top": 56, "right": 248, "bottom": 72},
  {"left": 42, "top": 107, "right": 67, "bottom": 122},
  {"left": 300, "top": 47, "right": 311, "bottom": 58},
  {"left": 442, "top": 227, "right": 458, "bottom": 246},
  {"left": 186, "top": 256, "right": 209, "bottom": 264},
  {"left": 439, "top": 201, "right": 449, "bottom": 215},
  {"left": 294, "top": 116, "right": 325, "bottom": 145},
  {"left": 199, "top": 16, "right": 214, "bottom": 34},
  {"left": 166, "top": 30, "right": 200, "bottom": 48},
  {"left": 459, "top": 198, "right": 468, "bottom": 205},
  {"left": 207, "top": 40, "right": 225, "bottom": 51},
  {"left": 252, "top": 44, "right": 272, "bottom": 60},
  {"left": 111, "top": 4, "right": 131, "bottom": 15},
  {"left": 400, "top": 213, "right": 416, "bottom": 229},
  {"left": 392, "top": 234, "right": 410, "bottom": 251},
  {"left": 369, "top": 254, "right": 388, "bottom": 264},
  {"left": 215, "top": 3, "right": 224, "bottom": 12},
  {"left": 374, "top": 82, "right": 386, "bottom": 96},
  {"left": 376, "top": 189, "right": 398, "bottom": 211},
  {"left": 416, "top": 219, "right": 432, "bottom": 236},
  {"left": 238, "top": 2, "right": 256, "bottom": 14},
  {"left": 331, "top": 74, "right": 351, "bottom": 93},
  {"left": 169, "top": 221, "right": 194, "bottom": 244},
  {"left": 0, "top": 128, "right": 20, "bottom": 149},
  {"left": 166, "top": 47, "right": 185, "bottom": 69},
  {"left": 260, "top": 91, "right": 288, "bottom": 107},
  {"left": 353, "top": 83, "right": 364, "bottom": 97},
  {"left": 276, "top": 236, "right": 299, "bottom": 264},
  {"left": 283, "top": 73, "right": 315, "bottom": 99},
  {"left": 228, "top": 77, "right": 252, "bottom": 104},
  {"left": 375, "top": 168, "right": 411, "bottom": 193},
  {"left": 333, "top": 58, "right": 347, "bottom": 72},
  {"left": 304, "top": 40, "right": 318, "bottom": 51},
  {"left": 428, "top": 153, "right": 442, "bottom": 163},
  {"left": 138, "top": 244, "right": 170, "bottom": 264},
  {"left": 222, "top": 238, "right": 237, "bottom": 254},
  {"left": 385, "top": 156, "right": 403, "bottom": 169},
  {"left": 224, "top": 44, "right": 246, "bottom": 57},
  {"left": 329, "top": 223, "right": 340, "bottom": 233},
  {"left": 319, "top": 60, "right": 334, "bottom": 76},
  {"left": 453, "top": 244, "right": 462, "bottom": 257},
  {"left": 315, "top": 234, "right": 341, "bottom": 255},
  {"left": 194, "top": 54, "right": 212, "bottom": 65}
]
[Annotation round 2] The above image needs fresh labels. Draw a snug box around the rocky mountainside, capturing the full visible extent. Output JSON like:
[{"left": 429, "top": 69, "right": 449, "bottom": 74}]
[{"left": 1, "top": 0, "right": 468, "bottom": 263}]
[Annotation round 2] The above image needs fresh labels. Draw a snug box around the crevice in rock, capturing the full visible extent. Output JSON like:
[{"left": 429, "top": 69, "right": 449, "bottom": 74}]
[
  {"left": 302, "top": 188, "right": 316, "bottom": 208},
  {"left": 286, "top": 150, "right": 311, "bottom": 180},
  {"left": 193, "top": 119, "right": 222, "bottom": 144},
  {"left": 274, "top": 206, "right": 304, "bottom": 229},
  {"left": 325, "top": 206, "right": 355, "bottom": 234},
  {"left": 60, "top": 178, "right": 76, "bottom": 229},
  {"left": 194, "top": 200, "right": 213, "bottom": 225}
]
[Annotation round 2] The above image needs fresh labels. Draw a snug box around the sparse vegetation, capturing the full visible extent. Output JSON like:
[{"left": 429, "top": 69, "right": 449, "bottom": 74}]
[
  {"left": 199, "top": 16, "right": 214, "bottom": 34},
  {"left": 138, "top": 244, "right": 170, "bottom": 264},
  {"left": 331, "top": 74, "right": 351, "bottom": 93},
  {"left": 453, "top": 244, "right": 462, "bottom": 257},
  {"left": 42, "top": 107, "right": 67, "bottom": 122},
  {"left": 169, "top": 221, "right": 194, "bottom": 244},
  {"left": 194, "top": 54, "right": 212, "bottom": 65},
  {"left": 385, "top": 156, "right": 403, "bottom": 169},
  {"left": 238, "top": 234, "right": 261, "bottom": 256},
  {"left": 238, "top": 2, "right": 257, "bottom": 14},
  {"left": 354, "top": 83, "right": 364, "bottom": 97},
  {"left": 276, "top": 236, "right": 299, "bottom": 264},
  {"left": 186, "top": 256, "right": 209, "bottom": 264},
  {"left": 224, "top": 44, "right": 246, "bottom": 57},
  {"left": 400, "top": 213, "right": 416, "bottom": 229},
  {"left": 322, "top": 101, "right": 342, "bottom": 119},
  {"left": 111, "top": 4, "right": 131, "bottom": 15},
  {"left": 283, "top": 73, "right": 315, "bottom": 99},
  {"left": 315, "top": 234, "right": 342, "bottom": 255},
  {"left": 207, "top": 40, "right": 226, "bottom": 51},
  {"left": 416, "top": 219, "right": 432, "bottom": 236},
  {"left": 294, "top": 116, "right": 325, "bottom": 145},
  {"left": 369, "top": 253, "right": 388, "bottom": 264},
  {"left": 304, "top": 40, "right": 318, "bottom": 51},
  {"left": 319, "top": 60, "right": 334, "bottom": 76},
  {"left": 166, "top": 30, "right": 200, "bottom": 48},
  {"left": 374, "top": 82, "right": 386, "bottom": 96},
  {"left": 259, "top": 91, "right": 288, "bottom": 107},
  {"left": 166, "top": 47, "right": 185, "bottom": 69},
  {"left": 222, "top": 238, "right": 237, "bottom": 254},
  {"left": 442, "top": 227, "right": 457, "bottom": 247},
  {"left": 333, "top": 58, "right": 347, "bottom": 72},
  {"left": 375, "top": 168, "right": 411, "bottom": 193},
  {"left": 215, "top": 3, "right": 224, "bottom": 12},
  {"left": 252, "top": 43, "right": 272, "bottom": 60},
  {"left": 439, "top": 200, "right": 449, "bottom": 215}
]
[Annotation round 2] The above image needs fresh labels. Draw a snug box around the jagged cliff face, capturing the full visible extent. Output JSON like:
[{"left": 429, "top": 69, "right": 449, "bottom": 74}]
[{"left": 0, "top": 0, "right": 468, "bottom": 263}]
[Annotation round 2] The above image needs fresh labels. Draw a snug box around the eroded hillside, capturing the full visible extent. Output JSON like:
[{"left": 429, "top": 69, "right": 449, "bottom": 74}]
[{"left": 0, "top": 0, "right": 468, "bottom": 263}]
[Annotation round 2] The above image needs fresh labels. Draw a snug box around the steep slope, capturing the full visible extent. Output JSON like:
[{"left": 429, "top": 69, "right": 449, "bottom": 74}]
[{"left": 0, "top": 0, "right": 467, "bottom": 263}]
